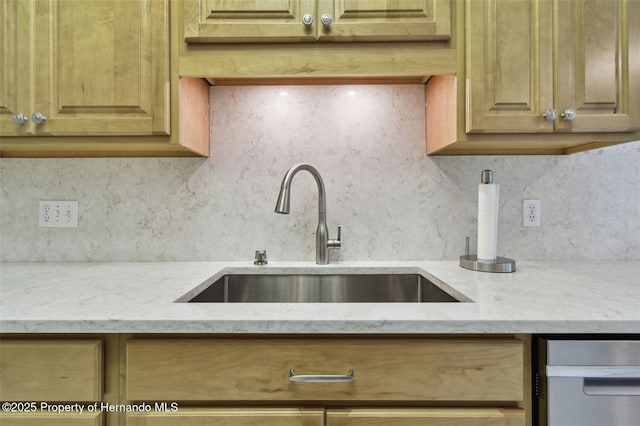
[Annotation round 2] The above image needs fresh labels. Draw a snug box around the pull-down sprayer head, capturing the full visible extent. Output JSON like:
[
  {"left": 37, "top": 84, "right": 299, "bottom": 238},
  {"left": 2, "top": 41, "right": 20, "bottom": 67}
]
[{"left": 274, "top": 185, "right": 291, "bottom": 214}]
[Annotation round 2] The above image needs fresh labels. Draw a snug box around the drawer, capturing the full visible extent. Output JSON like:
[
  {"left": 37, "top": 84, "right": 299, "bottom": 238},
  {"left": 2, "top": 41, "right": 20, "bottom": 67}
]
[
  {"left": 326, "top": 408, "right": 525, "bottom": 426},
  {"left": 126, "top": 338, "right": 523, "bottom": 402},
  {"left": 0, "top": 411, "right": 103, "bottom": 426},
  {"left": 127, "top": 408, "right": 324, "bottom": 426},
  {"left": 0, "top": 340, "right": 103, "bottom": 401}
]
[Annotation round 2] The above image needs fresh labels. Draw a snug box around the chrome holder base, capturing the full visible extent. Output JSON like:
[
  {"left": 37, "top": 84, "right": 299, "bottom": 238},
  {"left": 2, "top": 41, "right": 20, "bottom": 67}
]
[{"left": 459, "top": 254, "right": 516, "bottom": 273}]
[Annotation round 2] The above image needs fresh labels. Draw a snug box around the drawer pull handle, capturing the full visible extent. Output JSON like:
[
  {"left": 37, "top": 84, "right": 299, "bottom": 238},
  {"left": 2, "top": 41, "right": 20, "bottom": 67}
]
[{"left": 289, "top": 369, "right": 355, "bottom": 383}]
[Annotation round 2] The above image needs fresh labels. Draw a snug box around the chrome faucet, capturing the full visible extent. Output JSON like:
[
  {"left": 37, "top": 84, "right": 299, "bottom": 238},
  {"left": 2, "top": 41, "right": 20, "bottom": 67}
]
[{"left": 275, "top": 163, "right": 341, "bottom": 265}]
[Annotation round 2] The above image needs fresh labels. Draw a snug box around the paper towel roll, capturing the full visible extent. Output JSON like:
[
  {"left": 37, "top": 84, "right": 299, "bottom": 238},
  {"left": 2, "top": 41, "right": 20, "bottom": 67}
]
[{"left": 477, "top": 183, "right": 500, "bottom": 261}]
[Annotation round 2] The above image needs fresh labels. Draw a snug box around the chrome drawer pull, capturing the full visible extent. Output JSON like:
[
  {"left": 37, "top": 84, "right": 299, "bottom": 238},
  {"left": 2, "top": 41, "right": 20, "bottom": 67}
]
[{"left": 289, "top": 369, "right": 355, "bottom": 383}]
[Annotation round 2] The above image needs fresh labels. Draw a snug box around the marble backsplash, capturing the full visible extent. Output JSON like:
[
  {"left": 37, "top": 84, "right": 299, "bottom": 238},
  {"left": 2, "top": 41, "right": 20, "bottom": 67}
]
[{"left": 1, "top": 85, "right": 639, "bottom": 262}]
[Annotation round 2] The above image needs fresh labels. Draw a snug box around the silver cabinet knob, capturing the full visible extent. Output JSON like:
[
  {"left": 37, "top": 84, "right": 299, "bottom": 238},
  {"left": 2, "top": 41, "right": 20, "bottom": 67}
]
[
  {"left": 542, "top": 109, "right": 557, "bottom": 121},
  {"left": 561, "top": 109, "right": 576, "bottom": 121},
  {"left": 11, "top": 112, "right": 28, "bottom": 124},
  {"left": 302, "top": 13, "right": 313, "bottom": 26},
  {"left": 320, "top": 14, "right": 332, "bottom": 27},
  {"left": 31, "top": 112, "right": 47, "bottom": 124}
]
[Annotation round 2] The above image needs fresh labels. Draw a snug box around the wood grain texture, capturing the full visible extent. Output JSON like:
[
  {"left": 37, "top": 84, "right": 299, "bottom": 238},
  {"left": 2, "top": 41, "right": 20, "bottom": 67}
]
[
  {"left": 426, "top": 0, "right": 640, "bottom": 155},
  {"left": 126, "top": 337, "right": 524, "bottom": 402},
  {"left": 0, "top": 0, "right": 33, "bottom": 136},
  {"left": 554, "top": 0, "right": 640, "bottom": 132},
  {"left": 184, "top": 0, "right": 316, "bottom": 42},
  {"left": 127, "top": 408, "right": 324, "bottom": 426},
  {"left": 0, "top": 412, "right": 103, "bottom": 426},
  {"left": 0, "top": 340, "right": 103, "bottom": 401},
  {"left": 425, "top": 74, "right": 457, "bottom": 153},
  {"left": 32, "top": 0, "right": 170, "bottom": 136},
  {"left": 184, "top": 0, "right": 450, "bottom": 42},
  {"left": 179, "top": 77, "right": 210, "bottom": 155},
  {"left": 0, "top": 0, "right": 209, "bottom": 157},
  {"left": 326, "top": 408, "right": 525, "bottom": 426},
  {"left": 465, "top": 0, "right": 553, "bottom": 133},
  {"left": 316, "top": 0, "right": 451, "bottom": 42}
]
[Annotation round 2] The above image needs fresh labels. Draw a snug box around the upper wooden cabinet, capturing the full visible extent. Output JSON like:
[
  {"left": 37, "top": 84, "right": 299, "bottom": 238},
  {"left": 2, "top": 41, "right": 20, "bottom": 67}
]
[
  {"left": 184, "top": 0, "right": 451, "bottom": 43},
  {"left": 0, "top": 0, "right": 210, "bottom": 157},
  {"left": 426, "top": 0, "right": 640, "bottom": 155},
  {"left": 0, "top": 0, "right": 169, "bottom": 137},
  {"left": 466, "top": 0, "right": 640, "bottom": 134}
]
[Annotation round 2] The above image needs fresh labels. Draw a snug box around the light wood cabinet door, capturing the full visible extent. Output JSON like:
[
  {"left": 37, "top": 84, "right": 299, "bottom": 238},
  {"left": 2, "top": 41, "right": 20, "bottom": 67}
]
[
  {"left": 0, "top": 340, "right": 103, "bottom": 401},
  {"left": 0, "top": 0, "right": 169, "bottom": 137},
  {"left": 465, "top": 0, "right": 553, "bottom": 133},
  {"left": 184, "top": 0, "right": 317, "bottom": 42},
  {"left": 31, "top": 0, "right": 169, "bottom": 136},
  {"left": 0, "top": 0, "right": 33, "bottom": 136},
  {"left": 127, "top": 408, "right": 324, "bottom": 426},
  {"left": 126, "top": 338, "right": 524, "bottom": 402},
  {"left": 326, "top": 408, "right": 525, "bottom": 426},
  {"left": 466, "top": 0, "right": 640, "bottom": 134},
  {"left": 554, "top": 0, "right": 640, "bottom": 132},
  {"left": 317, "top": 0, "right": 450, "bottom": 41},
  {"left": 184, "top": 0, "right": 450, "bottom": 42},
  {"left": 0, "top": 412, "right": 103, "bottom": 426}
]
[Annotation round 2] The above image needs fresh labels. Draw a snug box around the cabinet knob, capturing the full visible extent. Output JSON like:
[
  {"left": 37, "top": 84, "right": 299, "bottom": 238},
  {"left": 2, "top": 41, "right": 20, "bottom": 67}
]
[
  {"left": 11, "top": 112, "right": 28, "bottom": 124},
  {"left": 320, "top": 14, "right": 332, "bottom": 27},
  {"left": 31, "top": 112, "right": 47, "bottom": 124},
  {"left": 542, "top": 109, "right": 557, "bottom": 121},
  {"left": 302, "top": 14, "right": 313, "bottom": 26},
  {"left": 561, "top": 109, "right": 576, "bottom": 121}
]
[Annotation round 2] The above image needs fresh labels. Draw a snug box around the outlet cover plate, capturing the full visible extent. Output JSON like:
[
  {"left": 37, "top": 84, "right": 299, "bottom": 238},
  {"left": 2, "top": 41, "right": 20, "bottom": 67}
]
[
  {"left": 39, "top": 200, "right": 79, "bottom": 228},
  {"left": 523, "top": 199, "right": 541, "bottom": 227}
]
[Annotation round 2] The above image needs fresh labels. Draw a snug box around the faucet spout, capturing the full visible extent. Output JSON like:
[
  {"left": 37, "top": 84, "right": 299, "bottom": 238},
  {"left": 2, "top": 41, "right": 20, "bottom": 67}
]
[{"left": 275, "top": 163, "right": 340, "bottom": 265}]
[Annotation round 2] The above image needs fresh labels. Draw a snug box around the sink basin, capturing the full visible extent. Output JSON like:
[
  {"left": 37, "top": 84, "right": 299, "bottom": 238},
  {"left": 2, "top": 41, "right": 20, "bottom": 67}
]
[{"left": 181, "top": 273, "right": 465, "bottom": 303}]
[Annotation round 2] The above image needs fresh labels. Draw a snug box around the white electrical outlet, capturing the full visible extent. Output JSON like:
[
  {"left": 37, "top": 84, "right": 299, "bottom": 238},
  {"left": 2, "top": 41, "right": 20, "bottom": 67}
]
[
  {"left": 39, "top": 200, "right": 79, "bottom": 228},
  {"left": 523, "top": 199, "right": 541, "bottom": 227}
]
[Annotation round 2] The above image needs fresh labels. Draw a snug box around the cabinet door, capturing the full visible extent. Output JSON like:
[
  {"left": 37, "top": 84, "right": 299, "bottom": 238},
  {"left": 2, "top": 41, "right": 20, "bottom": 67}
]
[
  {"left": 316, "top": 0, "right": 451, "bottom": 41},
  {"left": 554, "top": 0, "right": 640, "bottom": 132},
  {"left": 0, "top": 340, "right": 103, "bottom": 401},
  {"left": 0, "top": 0, "right": 33, "bottom": 136},
  {"left": 466, "top": 0, "right": 553, "bottom": 133},
  {"left": 326, "top": 408, "right": 525, "bottom": 426},
  {"left": 184, "top": 0, "right": 316, "bottom": 42},
  {"left": 32, "top": 0, "right": 169, "bottom": 136},
  {"left": 127, "top": 408, "right": 324, "bottom": 426},
  {"left": 0, "top": 412, "right": 103, "bottom": 426}
]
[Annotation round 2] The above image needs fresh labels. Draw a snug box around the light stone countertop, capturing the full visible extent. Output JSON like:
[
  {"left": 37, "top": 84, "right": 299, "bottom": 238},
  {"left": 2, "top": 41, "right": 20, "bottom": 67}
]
[{"left": 0, "top": 261, "right": 638, "bottom": 334}]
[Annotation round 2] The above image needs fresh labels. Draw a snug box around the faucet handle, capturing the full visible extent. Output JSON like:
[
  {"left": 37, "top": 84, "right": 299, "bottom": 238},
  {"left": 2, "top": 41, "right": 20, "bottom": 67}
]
[
  {"left": 328, "top": 225, "right": 341, "bottom": 249},
  {"left": 254, "top": 250, "right": 268, "bottom": 265}
]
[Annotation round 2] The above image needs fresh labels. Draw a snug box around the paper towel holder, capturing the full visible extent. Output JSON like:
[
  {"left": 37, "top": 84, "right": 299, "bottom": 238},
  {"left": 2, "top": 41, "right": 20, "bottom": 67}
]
[{"left": 460, "top": 236, "right": 516, "bottom": 273}]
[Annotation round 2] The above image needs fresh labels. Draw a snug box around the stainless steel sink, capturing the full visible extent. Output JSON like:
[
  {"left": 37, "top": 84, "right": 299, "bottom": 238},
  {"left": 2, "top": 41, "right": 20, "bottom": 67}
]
[{"left": 182, "top": 274, "right": 464, "bottom": 303}]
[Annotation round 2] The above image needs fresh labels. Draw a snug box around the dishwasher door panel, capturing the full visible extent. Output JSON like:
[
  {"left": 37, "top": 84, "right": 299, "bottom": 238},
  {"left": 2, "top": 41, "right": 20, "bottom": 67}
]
[
  {"left": 548, "top": 376, "right": 640, "bottom": 426},
  {"left": 537, "top": 338, "right": 640, "bottom": 426}
]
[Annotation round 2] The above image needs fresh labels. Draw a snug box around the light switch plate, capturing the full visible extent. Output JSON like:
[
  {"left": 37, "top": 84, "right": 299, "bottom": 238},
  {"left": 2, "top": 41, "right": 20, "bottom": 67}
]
[{"left": 39, "top": 200, "right": 79, "bottom": 228}]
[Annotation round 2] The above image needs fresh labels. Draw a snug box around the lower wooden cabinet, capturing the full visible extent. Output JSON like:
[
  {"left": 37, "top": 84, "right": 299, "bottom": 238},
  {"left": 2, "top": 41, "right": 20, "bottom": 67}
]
[
  {"left": 0, "top": 335, "right": 529, "bottom": 426},
  {"left": 0, "top": 340, "right": 103, "bottom": 401},
  {"left": 326, "top": 408, "right": 525, "bottom": 426},
  {"left": 127, "top": 408, "right": 324, "bottom": 426},
  {"left": 0, "top": 339, "right": 104, "bottom": 425},
  {"left": 0, "top": 412, "right": 103, "bottom": 426},
  {"left": 126, "top": 338, "right": 523, "bottom": 402},
  {"left": 126, "top": 407, "right": 524, "bottom": 426},
  {"left": 124, "top": 337, "right": 528, "bottom": 426}
]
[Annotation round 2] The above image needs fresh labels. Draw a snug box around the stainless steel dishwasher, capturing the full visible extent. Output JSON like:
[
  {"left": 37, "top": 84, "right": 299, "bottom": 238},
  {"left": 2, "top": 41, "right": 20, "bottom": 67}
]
[{"left": 536, "top": 338, "right": 640, "bottom": 426}]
